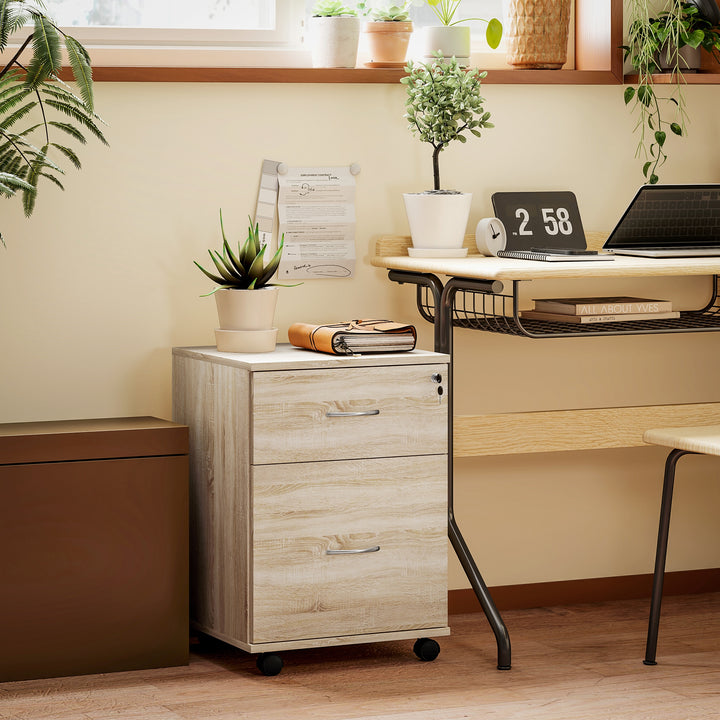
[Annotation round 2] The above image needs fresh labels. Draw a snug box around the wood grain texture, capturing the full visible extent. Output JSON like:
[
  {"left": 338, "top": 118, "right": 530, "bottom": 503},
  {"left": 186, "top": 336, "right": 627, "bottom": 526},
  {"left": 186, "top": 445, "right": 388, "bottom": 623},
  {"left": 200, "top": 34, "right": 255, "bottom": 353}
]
[
  {"left": 172, "top": 355, "right": 252, "bottom": 644},
  {"left": 643, "top": 424, "right": 720, "bottom": 455},
  {"left": 251, "top": 456, "right": 448, "bottom": 643},
  {"left": 454, "top": 403, "right": 720, "bottom": 457},
  {"left": 372, "top": 237, "right": 720, "bottom": 280},
  {"left": 2, "top": 593, "right": 718, "bottom": 720},
  {"left": 252, "top": 363, "right": 448, "bottom": 464}
]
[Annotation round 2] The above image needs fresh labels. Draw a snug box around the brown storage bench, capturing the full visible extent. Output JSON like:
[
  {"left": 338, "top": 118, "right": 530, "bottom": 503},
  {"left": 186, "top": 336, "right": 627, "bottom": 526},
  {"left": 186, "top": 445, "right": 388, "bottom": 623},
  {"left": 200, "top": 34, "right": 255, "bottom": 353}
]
[{"left": 0, "top": 417, "right": 189, "bottom": 682}]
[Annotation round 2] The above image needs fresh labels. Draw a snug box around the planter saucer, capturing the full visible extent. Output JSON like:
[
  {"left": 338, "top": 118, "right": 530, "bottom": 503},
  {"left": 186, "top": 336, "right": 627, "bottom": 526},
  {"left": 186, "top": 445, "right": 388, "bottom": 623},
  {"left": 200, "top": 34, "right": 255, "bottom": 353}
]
[
  {"left": 364, "top": 61, "right": 406, "bottom": 68},
  {"left": 408, "top": 247, "right": 468, "bottom": 258}
]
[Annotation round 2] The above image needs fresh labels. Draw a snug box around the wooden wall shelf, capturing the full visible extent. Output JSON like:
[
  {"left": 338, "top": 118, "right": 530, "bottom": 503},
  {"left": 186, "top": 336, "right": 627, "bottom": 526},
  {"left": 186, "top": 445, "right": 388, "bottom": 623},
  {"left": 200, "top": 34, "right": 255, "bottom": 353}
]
[{"left": 60, "top": 0, "right": 624, "bottom": 85}]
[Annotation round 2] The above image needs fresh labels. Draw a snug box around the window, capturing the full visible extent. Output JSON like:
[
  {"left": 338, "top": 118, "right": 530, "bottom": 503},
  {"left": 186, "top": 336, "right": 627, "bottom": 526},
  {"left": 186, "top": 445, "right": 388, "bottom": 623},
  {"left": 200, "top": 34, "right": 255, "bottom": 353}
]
[{"left": 42, "top": 0, "right": 308, "bottom": 67}]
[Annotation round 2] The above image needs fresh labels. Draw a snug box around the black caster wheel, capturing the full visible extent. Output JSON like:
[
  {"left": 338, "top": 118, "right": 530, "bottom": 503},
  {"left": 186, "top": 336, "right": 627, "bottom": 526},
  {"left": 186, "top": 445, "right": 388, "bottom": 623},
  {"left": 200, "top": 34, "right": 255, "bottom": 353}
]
[
  {"left": 256, "top": 653, "right": 283, "bottom": 676},
  {"left": 413, "top": 637, "right": 440, "bottom": 662}
]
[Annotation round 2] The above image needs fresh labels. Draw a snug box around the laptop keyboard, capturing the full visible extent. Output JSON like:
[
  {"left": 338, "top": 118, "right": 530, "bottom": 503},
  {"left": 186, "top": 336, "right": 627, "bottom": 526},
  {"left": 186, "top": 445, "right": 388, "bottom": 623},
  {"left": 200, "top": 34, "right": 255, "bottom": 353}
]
[{"left": 620, "top": 188, "right": 720, "bottom": 241}]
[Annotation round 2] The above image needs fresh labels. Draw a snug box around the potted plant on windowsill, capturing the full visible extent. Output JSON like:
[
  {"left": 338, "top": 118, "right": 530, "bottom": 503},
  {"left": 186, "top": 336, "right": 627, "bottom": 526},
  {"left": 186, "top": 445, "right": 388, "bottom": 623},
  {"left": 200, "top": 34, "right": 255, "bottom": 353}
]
[
  {"left": 359, "top": 2, "right": 414, "bottom": 67},
  {"left": 195, "top": 212, "right": 294, "bottom": 353},
  {"left": 420, "top": 0, "right": 502, "bottom": 66},
  {"left": 310, "top": 0, "right": 361, "bottom": 68},
  {"left": 0, "top": 0, "right": 107, "bottom": 245},
  {"left": 623, "top": 0, "right": 720, "bottom": 184},
  {"left": 400, "top": 52, "right": 493, "bottom": 256}
]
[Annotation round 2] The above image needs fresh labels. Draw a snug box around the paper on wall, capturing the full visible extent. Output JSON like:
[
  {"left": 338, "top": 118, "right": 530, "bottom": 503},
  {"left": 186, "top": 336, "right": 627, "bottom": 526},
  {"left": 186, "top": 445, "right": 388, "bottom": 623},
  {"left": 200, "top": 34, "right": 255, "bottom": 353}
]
[{"left": 277, "top": 166, "right": 356, "bottom": 279}]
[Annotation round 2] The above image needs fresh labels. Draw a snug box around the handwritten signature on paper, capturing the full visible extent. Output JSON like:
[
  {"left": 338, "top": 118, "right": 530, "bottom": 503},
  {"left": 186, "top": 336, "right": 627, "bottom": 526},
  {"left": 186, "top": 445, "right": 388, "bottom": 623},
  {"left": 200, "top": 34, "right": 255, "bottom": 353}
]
[{"left": 290, "top": 263, "right": 351, "bottom": 277}]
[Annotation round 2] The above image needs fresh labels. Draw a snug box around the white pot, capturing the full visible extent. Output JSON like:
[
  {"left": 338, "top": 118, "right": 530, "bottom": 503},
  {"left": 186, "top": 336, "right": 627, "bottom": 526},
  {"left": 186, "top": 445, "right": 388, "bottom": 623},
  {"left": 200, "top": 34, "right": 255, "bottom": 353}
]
[
  {"left": 214, "top": 328, "right": 278, "bottom": 353},
  {"left": 310, "top": 16, "right": 361, "bottom": 68},
  {"left": 214, "top": 287, "right": 279, "bottom": 331},
  {"left": 421, "top": 26, "right": 471, "bottom": 65},
  {"left": 403, "top": 192, "right": 472, "bottom": 251}
]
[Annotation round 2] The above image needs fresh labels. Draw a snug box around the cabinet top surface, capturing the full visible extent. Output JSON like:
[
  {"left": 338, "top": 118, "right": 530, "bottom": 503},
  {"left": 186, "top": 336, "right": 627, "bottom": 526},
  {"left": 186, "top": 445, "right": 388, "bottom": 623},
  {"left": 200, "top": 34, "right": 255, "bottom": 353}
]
[
  {"left": 371, "top": 253, "right": 720, "bottom": 281},
  {"left": 172, "top": 345, "right": 449, "bottom": 371}
]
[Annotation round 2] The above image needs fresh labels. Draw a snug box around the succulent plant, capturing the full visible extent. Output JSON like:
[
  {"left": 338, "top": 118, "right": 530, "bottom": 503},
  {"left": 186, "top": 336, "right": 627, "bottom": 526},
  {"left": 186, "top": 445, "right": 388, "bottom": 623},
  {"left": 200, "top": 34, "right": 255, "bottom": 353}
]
[
  {"left": 312, "top": 0, "right": 357, "bottom": 16},
  {"left": 195, "top": 211, "right": 285, "bottom": 294}
]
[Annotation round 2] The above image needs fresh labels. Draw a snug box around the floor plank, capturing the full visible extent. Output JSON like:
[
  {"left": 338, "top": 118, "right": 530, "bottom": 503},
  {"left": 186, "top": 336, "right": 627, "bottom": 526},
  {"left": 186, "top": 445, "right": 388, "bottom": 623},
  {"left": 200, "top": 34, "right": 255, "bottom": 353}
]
[{"left": 1, "top": 593, "right": 719, "bottom": 720}]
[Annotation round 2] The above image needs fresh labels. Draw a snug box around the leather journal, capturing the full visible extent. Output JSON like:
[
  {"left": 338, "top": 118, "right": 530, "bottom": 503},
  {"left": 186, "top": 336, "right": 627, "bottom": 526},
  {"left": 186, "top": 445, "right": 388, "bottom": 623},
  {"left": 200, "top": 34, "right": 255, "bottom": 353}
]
[{"left": 288, "top": 319, "right": 417, "bottom": 355}]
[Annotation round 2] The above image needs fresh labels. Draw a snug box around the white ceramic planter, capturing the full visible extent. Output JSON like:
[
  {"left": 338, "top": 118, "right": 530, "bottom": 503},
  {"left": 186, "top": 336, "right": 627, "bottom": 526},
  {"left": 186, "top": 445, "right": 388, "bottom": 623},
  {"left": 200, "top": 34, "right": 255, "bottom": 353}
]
[
  {"left": 421, "top": 26, "right": 471, "bottom": 65},
  {"left": 310, "top": 16, "right": 361, "bottom": 68},
  {"left": 213, "top": 287, "right": 279, "bottom": 353},
  {"left": 403, "top": 192, "right": 472, "bottom": 252}
]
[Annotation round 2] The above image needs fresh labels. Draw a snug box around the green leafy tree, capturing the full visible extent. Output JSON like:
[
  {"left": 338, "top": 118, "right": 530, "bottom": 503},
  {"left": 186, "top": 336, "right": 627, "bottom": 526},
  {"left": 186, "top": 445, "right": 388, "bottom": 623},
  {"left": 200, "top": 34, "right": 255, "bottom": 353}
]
[
  {"left": 0, "top": 0, "right": 107, "bottom": 243},
  {"left": 402, "top": 53, "right": 493, "bottom": 191}
]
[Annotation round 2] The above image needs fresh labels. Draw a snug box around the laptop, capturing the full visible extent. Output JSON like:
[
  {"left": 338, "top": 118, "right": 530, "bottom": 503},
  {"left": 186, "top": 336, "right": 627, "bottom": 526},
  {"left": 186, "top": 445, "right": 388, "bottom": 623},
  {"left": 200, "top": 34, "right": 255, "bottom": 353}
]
[{"left": 603, "top": 184, "right": 720, "bottom": 258}]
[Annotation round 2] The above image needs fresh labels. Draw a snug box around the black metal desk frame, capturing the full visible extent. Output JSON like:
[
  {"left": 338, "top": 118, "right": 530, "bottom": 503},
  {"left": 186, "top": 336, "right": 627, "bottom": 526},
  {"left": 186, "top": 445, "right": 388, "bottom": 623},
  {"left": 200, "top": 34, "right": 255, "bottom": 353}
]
[{"left": 386, "top": 269, "right": 720, "bottom": 672}]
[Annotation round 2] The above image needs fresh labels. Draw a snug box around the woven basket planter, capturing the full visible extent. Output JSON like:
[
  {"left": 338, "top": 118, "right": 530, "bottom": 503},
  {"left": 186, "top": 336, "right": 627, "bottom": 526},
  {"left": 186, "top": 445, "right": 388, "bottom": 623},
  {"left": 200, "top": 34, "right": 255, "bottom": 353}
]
[{"left": 506, "top": 0, "right": 571, "bottom": 69}]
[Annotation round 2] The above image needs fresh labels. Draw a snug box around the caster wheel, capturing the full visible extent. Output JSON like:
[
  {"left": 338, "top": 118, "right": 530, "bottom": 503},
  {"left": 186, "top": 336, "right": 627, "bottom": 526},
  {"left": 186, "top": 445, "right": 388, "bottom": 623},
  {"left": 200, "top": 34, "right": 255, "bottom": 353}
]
[
  {"left": 413, "top": 637, "right": 440, "bottom": 662},
  {"left": 256, "top": 653, "right": 283, "bottom": 676}
]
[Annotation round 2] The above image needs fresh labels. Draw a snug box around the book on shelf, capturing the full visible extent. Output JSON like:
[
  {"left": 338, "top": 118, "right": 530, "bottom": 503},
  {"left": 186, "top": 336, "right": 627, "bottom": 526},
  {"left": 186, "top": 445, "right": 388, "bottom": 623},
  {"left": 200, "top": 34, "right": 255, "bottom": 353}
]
[
  {"left": 532, "top": 296, "right": 673, "bottom": 316},
  {"left": 520, "top": 310, "right": 681, "bottom": 324}
]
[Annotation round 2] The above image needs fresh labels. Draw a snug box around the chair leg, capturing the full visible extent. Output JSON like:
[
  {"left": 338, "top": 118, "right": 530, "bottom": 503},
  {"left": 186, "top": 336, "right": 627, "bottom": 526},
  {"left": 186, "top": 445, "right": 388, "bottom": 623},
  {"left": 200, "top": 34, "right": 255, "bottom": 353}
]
[{"left": 644, "top": 448, "right": 692, "bottom": 666}]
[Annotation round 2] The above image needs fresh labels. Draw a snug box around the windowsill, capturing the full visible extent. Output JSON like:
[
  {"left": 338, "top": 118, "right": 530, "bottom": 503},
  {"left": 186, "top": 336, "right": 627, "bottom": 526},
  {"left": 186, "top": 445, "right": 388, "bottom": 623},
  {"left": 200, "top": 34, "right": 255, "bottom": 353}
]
[{"left": 65, "top": 66, "right": 624, "bottom": 85}]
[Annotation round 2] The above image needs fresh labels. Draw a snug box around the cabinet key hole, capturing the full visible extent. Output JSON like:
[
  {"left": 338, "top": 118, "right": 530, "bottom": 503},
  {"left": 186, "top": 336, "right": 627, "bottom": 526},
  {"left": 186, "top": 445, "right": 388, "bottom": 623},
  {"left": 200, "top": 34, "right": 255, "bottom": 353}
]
[
  {"left": 431, "top": 373, "right": 442, "bottom": 383},
  {"left": 437, "top": 386, "right": 444, "bottom": 397}
]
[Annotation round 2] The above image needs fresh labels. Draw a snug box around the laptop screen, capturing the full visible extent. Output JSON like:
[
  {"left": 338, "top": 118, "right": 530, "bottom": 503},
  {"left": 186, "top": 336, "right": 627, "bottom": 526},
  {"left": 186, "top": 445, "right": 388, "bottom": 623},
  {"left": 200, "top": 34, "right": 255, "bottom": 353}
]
[{"left": 603, "top": 184, "right": 720, "bottom": 250}]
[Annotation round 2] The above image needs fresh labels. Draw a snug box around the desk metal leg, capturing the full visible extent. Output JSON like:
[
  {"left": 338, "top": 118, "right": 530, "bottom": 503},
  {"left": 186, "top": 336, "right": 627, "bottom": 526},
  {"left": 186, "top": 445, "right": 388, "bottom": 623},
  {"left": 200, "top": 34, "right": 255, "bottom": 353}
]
[
  {"left": 644, "top": 448, "right": 691, "bottom": 666},
  {"left": 387, "top": 270, "right": 511, "bottom": 670},
  {"left": 441, "top": 278, "right": 511, "bottom": 670}
]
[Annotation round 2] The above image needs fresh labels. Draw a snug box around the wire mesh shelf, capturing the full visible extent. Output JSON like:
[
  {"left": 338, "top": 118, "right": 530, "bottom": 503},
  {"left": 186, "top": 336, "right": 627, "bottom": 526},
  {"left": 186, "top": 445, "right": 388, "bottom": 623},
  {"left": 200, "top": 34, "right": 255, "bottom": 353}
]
[{"left": 414, "top": 275, "right": 720, "bottom": 338}]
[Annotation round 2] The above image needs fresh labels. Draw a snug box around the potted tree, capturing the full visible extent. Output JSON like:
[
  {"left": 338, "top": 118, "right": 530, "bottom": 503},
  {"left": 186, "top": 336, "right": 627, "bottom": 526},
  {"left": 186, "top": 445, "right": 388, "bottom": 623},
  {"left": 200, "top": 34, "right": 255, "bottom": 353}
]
[
  {"left": 400, "top": 53, "right": 493, "bottom": 256},
  {"left": 0, "top": 0, "right": 107, "bottom": 244},
  {"left": 420, "top": 0, "right": 502, "bottom": 67},
  {"left": 623, "top": 0, "right": 720, "bottom": 184},
  {"left": 195, "top": 212, "right": 291, "bottom": 353},
  {"left": 360, "top": 2, "right": 414, "bottom": 67},
  {"left": 310, "top": 0, "right": 361, "bottom": 68}
]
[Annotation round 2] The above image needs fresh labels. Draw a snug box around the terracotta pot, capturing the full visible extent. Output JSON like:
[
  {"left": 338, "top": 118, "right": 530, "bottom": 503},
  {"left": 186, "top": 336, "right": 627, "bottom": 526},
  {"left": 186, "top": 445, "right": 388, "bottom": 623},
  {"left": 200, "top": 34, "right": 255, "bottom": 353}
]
[{"left": 363, "top": 20, "right": 413, "bottom": 66}]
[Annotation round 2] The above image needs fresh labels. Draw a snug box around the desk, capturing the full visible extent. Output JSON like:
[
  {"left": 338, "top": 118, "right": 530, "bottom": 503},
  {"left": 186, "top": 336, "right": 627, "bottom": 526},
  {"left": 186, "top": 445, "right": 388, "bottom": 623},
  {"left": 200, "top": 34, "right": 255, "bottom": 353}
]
[{"left": 372, "top": 235, "right": 720, "bottom": 670}]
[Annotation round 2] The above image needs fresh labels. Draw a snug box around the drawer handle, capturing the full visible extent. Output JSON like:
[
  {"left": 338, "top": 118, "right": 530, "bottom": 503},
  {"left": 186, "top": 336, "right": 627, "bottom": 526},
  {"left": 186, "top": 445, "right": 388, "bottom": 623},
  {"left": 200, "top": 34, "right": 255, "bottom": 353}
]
[
  {"left": 326, "top": 546, "right": 381, "bottom": 555},
  {"left": 326, "top": 409, "right": 380, "bottom": 417}
]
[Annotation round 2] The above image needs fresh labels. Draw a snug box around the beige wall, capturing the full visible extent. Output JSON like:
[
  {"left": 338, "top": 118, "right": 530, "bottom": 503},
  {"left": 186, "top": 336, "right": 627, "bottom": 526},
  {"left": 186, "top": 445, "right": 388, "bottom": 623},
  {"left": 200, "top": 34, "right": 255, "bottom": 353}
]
[{"left": 2, "top": 79, "right": 719, "bottom": 590}]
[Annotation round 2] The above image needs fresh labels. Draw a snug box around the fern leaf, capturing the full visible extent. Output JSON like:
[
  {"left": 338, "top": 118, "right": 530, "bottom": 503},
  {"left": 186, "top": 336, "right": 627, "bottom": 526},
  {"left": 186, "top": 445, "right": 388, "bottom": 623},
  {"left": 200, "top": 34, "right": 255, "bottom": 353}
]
[
  {"left": 47, "top": 121, "right": 87, "bottom": 144},
  {"left": 43, "top": 99, "right": 108, "bottom": 145},
  {"left": 23, "top": 13, "right": 62, "bottom": 88},
  {"left": 64, "top": 36, "right": 95, "bottom": 111},
  {"left": 50, "top": 142, "right": 81, "bottom": 170}
]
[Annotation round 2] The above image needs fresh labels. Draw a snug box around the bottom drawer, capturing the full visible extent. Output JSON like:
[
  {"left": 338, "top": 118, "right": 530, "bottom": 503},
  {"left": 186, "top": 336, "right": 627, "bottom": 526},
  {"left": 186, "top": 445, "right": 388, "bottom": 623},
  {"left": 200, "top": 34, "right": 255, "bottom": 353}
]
[{"left": 251, "top": 455, "right": 447, "bottom": 643}]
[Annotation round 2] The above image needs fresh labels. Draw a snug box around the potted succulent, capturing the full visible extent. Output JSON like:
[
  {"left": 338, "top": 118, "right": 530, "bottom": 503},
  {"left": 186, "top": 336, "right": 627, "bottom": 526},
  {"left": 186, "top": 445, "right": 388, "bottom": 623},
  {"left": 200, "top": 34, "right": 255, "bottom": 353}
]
[
  {"left": 0, "top": 0, "right": 106, "bottom": 245},
  {"left": 400, "top": 53, "right": 493, "bottom": 255},
  {"left": 310, "top": 0, "right": 361, "bottom": 68},
  {"left": 359, "top": 2, "right": 414, "bottom": 67},
  {"left": 623, "top": 0, "right": 720, "bottom": 184},
  {"left": 195, "top": 211, "right": 289, "bottom": 353},
  {"left": 420, "top": 0, "right": 503, "bottom": 66}
]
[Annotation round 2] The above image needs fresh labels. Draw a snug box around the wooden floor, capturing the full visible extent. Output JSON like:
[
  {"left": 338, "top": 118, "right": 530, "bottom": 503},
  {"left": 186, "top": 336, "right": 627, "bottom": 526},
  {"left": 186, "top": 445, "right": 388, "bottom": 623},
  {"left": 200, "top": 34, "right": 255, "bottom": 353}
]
[{"left": 2, "top": 593, "right": 719, "bottom": 720}]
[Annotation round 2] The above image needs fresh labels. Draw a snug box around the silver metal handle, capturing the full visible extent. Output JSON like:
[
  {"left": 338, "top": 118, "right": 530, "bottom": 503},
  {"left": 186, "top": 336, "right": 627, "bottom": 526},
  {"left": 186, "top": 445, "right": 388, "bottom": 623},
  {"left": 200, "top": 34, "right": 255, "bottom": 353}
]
[
  {"left": 326, "top": 546, "right": 381, "bottom": 555},
  {"left": 326, "top": 409, "right": 380, "bottom": 417}
]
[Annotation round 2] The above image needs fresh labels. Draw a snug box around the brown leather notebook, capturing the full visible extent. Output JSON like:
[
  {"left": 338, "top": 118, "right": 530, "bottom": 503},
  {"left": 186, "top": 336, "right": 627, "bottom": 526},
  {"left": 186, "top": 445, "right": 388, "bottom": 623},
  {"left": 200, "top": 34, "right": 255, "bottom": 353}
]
[{"left": 288, "top": 319, "right": 417, "bottom": 355}]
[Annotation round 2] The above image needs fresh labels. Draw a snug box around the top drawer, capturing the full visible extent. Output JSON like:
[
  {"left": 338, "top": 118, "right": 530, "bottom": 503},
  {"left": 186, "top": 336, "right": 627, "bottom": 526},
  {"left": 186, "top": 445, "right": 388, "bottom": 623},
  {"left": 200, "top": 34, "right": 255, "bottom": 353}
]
[{"left": 252, "top": 363, "right": 448, "bottom": 464}]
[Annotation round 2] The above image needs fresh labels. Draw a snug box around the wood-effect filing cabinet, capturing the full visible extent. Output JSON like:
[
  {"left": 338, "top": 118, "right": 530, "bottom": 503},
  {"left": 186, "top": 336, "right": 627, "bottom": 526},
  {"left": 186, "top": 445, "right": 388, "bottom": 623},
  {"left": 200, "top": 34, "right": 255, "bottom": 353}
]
[{"left": 172, "top": 345, "right": 450, "bottom": 674}]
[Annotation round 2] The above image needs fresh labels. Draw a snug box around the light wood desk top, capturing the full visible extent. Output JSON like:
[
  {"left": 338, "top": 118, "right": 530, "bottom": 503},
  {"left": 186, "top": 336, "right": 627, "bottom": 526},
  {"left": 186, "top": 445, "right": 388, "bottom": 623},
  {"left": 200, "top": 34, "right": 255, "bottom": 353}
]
[{"left": 372, "top": 234, "right": 720, "bottom": 282}]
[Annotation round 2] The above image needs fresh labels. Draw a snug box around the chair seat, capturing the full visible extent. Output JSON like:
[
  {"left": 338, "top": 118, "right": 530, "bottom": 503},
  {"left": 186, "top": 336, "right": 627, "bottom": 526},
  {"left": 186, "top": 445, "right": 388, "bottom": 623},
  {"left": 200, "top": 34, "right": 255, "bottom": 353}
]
[{"left": 643, "top": 425, "right": 720, "bottom": 456}]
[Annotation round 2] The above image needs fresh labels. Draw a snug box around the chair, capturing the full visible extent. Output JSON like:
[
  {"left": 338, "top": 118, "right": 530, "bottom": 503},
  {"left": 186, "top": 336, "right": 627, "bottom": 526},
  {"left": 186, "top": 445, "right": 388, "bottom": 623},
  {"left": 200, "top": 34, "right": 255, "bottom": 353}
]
[{"left": 642, "top": 424, "right": 720, "bottom": 665}]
